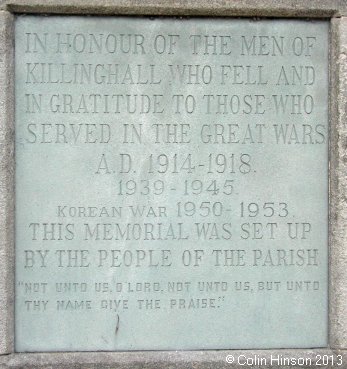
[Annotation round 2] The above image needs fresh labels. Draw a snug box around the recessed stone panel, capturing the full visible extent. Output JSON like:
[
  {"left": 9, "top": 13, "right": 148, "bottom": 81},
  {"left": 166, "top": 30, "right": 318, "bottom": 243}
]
[{"left": 14, "top": 16, "right": 329, "bottom": 351}]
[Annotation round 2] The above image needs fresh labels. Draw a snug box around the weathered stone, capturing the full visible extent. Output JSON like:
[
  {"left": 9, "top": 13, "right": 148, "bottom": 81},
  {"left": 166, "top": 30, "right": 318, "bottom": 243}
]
[
  {"left": 0, "top": 350, "right": 346, "bottom": 369},
  {"left": 0, "top": 1, "right": 346, "bottom": 368},
  {"left": 0, "top": 10, "right": 14, "bottom": 355},
  {"left": 14, "top": 16, "right": 329, "bottom": 352},
  {"left": 330, "top": 16, "right": 347, "bottom": 350},
  {"left": 0, "top": 0, "right": 346, "bottom": 17}
]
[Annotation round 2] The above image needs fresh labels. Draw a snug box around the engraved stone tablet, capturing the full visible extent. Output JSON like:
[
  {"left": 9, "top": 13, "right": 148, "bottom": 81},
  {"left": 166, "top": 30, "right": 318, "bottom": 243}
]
[{"left": 15, "top": 16, "right": 329, "bottom": 351}]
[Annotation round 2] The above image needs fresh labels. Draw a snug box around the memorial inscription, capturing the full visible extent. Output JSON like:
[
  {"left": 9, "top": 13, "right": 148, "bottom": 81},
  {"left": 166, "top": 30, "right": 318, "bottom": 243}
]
[{"left": 15, "top": 16, "right": 329, "bottom": 351}]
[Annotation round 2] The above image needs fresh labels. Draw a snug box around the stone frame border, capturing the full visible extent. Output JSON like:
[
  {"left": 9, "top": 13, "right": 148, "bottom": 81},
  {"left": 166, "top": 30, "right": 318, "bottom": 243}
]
[{"left": 0, "top": 1, "right": 346, "bottom": 368}]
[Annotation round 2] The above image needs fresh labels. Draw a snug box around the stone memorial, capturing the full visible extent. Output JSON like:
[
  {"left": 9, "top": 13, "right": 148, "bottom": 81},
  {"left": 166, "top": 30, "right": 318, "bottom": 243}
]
[
  {"left": 15, "top": 16, "right": 329, "bottom": 352},
  {"left": 0, "top": 1, "right": 347, "bottom": 368}
]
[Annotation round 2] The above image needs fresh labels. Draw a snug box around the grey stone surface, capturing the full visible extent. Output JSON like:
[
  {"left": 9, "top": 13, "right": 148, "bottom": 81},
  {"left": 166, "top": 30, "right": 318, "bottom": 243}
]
[
  {"left": 0, "top": 350, "right": 346, "bottom": 369},
  {"left": 330, "top": 16, "right": 347, "bottom": 351},
  {"left": 0, "top": 0, "right": 346, "bottom": 17},
  {"left": 14, "top": 16, "right": 329, "bottom": 352},
  {"left": 0, "top": 10, "right": 14, "bottom": 356},
  {"left": 0, "top": 0, "right": 345, "bottom": 368}
]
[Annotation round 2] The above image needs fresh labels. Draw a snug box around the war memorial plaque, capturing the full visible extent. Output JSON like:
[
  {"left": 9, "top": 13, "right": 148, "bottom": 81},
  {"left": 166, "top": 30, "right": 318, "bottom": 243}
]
[{"left": 14, "top": 16, "right": 329, "bottom": 351}]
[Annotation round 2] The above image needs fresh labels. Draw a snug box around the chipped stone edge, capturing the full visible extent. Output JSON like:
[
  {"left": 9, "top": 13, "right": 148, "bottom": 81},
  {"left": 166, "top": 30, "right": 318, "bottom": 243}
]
[
  {"left": 0, "top": 10, "right": 15, "bottom": 356},
  {"left": 0, "top": 349, "right": 346, "bottom": 369},
  {"left": 330, "top": 16, "right": 347, "bottom": 351},
  {"left": 0, "top": 0, "right": 346, "bottom": 17}
]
